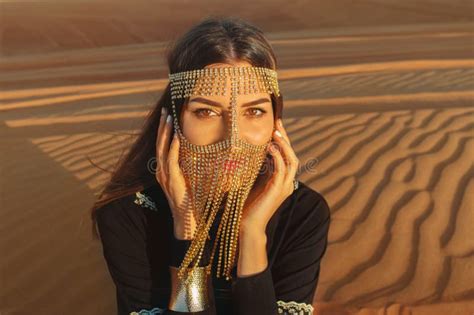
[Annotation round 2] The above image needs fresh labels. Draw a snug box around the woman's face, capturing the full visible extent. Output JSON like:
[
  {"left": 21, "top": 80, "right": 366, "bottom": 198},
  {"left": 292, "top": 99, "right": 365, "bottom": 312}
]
[{"left": 180, "top": 61, "right": 275, "bottom": 146}]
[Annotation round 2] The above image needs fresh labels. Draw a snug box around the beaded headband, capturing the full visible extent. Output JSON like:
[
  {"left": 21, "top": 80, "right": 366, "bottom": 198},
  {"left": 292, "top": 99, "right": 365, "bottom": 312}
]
[{"left": 169, "top": 66, "right": 280, "bottom": 144}]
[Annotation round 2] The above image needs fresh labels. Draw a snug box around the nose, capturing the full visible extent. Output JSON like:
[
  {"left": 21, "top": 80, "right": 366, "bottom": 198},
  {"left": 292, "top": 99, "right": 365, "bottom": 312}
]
[
  {"left": 220, "top": 110, "right": 235, "bottom": 139},
  {"left": 221, "top": 110, "right": 243, "bottom": 141},
  {"left": 221, "top": 111, "right": 265, "bottom": 146}
]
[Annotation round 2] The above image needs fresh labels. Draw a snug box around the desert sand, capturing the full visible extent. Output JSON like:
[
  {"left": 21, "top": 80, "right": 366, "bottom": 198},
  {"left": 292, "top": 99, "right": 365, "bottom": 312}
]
[{"left": 1, "top": 0, "right": 473, "bottom": 314}]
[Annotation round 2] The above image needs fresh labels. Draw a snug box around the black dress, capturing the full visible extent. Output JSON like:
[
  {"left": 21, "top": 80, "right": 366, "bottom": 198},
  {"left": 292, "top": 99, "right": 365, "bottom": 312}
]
[{"left": 95, "top": 180, "right": 331, "bottom": 315}]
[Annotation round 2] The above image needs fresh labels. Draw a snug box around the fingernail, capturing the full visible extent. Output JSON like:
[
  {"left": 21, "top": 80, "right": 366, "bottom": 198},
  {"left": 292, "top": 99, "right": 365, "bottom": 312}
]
[
  {"left": 161, "top": 107, "right": 167, "bottom": 115},
  {"left": 278, "top": 119, "right": 283, "bottom": 127},
  {"left": 275, "top": 130, "right": 282, "bottom": 138},
  {"left": 166, "top": 114, "right": 172, "bottom": 124}
]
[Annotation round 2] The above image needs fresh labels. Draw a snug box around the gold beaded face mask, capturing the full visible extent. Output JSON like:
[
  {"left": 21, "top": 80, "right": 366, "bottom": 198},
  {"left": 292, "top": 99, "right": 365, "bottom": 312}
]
[{"left": 168, "top": 66, "right": 280, "bottom": 281}]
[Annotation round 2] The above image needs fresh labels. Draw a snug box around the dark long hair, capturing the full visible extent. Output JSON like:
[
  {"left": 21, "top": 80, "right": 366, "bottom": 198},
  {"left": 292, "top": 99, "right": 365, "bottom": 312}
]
[{"left": 90, "top": 16, "right": 284, "bottom": 239}]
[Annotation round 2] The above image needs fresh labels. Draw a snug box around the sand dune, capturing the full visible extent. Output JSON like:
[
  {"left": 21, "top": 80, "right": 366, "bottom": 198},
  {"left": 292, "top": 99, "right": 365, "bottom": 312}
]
[
  {"left": 1, "top": 0, "right": 472, "bottom": 56},
  {"left": 1, "top": 1, "right": 473, "bottom": 314}
]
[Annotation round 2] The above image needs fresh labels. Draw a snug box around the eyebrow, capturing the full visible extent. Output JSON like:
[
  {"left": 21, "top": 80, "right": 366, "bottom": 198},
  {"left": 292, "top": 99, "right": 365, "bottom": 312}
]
[{"left": 189, "top": 97, "right": 271, "bottom": 108}]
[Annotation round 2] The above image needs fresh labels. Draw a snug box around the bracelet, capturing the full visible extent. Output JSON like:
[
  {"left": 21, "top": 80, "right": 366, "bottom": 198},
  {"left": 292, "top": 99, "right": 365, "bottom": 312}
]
[{"left": 168, "top": 264, "right": 212, "bottom": 312}]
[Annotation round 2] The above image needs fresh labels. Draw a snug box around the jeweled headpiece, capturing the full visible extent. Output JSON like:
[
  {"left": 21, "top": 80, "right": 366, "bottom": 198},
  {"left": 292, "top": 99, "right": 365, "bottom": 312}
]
[{"left": 168, "top": 66, "right": 280, "bottom": 281}]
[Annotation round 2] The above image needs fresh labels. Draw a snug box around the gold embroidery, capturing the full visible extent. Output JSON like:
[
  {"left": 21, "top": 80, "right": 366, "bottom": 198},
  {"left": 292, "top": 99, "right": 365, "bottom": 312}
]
[
  {"left": 134, "top": 191, "right": 158, "bottom": 211},
  {"left": 277, "top": 300, "right": 314, "bottom": 314},
  {"left": 129, "top": 306, "right": 165, "bottom": 314}
]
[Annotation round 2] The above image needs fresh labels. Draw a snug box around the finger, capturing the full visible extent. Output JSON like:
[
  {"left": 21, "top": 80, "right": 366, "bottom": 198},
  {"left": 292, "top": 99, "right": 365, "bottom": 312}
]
[
  {"left": 273, "top": 128, "right": 299, "bottom": 190},
  {"left": 268, "top": 141, "right": 286, "bottom": 185},
  {"left": 161, "top": 113, "right": 174, "bottom": 174},
  {"left": 157, "top": 109, "right": 172, "bottom": 182},
  {"left": 275, "top": 118, "right": 292, "bottom": 146},
  {"left": 168, "top": 133, "right": 186, "bottom": 191},
  {"left": 275, "top": 119, "right": 297, "bottom": 167},
  {"left": 156, "top": 107, "right": 167, "bottom": 153},
  {"left": 156, "top": 107, "right": 167, "bottom": 180},
  {"left": 273, "top": 129, "right": 299, "bottom": 170}
]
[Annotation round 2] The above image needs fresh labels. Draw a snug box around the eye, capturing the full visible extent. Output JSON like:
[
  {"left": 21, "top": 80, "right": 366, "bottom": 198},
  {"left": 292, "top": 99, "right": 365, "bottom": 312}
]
[
  {"left": 245, "top": 107, "right": 267, "bottom": 117},
  {"left": 193, "top": 108, "right": 220, "bottom": 119}
]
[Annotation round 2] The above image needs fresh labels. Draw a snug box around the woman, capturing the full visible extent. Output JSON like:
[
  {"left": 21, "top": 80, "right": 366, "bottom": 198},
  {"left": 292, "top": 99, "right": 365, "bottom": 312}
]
[{"left": 91, "top": 16, "right": 331, "bottom": 315}]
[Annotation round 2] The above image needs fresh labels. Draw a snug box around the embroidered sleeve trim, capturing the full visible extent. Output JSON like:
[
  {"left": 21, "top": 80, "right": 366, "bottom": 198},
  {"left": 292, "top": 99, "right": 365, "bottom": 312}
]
[
  {"left": 134, "top": 191, "right": 158, "bottom": 211},
  {"left": 277, "top": 300, "right": 314, "bottom": 314},
  {"left": 129, "top": 306, "right": 165, "bottom": 314}
]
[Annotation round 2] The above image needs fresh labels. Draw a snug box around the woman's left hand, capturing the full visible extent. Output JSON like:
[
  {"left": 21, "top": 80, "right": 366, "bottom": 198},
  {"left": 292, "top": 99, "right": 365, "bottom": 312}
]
[{"left": 241, "top": 118, "right": 300, "bottom": 235}]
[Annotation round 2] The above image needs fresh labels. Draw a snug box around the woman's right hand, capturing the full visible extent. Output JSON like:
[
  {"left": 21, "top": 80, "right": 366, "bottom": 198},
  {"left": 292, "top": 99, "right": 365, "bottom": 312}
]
[{"left": 155, "top": 106, "right": 197, "bottom": 240}]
